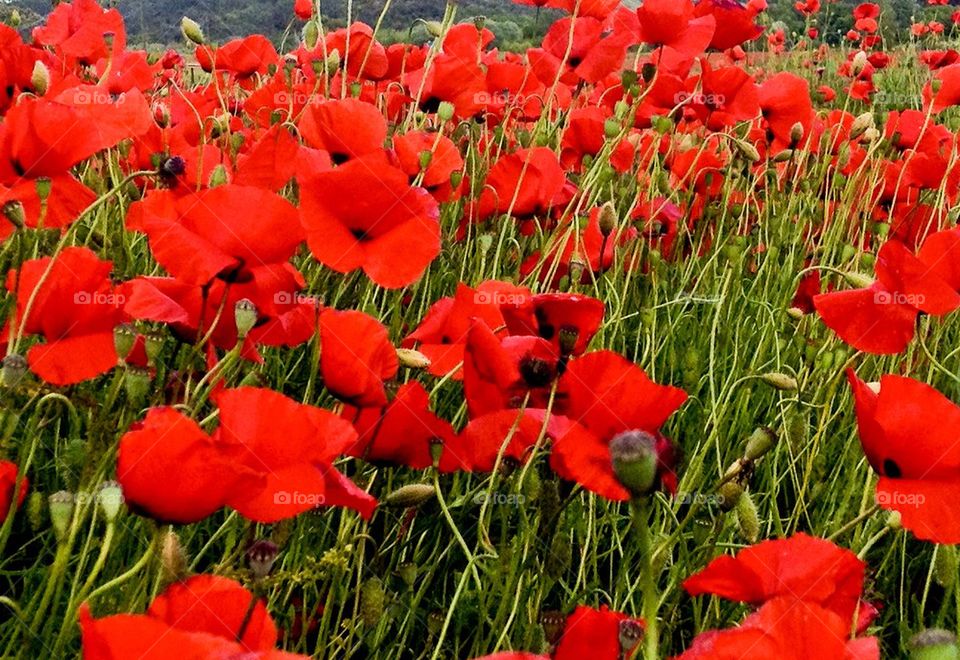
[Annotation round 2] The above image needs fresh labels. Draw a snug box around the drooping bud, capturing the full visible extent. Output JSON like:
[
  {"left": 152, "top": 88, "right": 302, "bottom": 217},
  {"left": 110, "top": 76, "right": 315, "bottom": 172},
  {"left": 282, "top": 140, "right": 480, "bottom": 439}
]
[
  {"left": 2, "top": 354, "right": 28, "bottom": 388},
  {"left": 160, "top": 528, "right": 189, "bottom": 584},
  {"left": 359, "top": 577, "right": 385, "bottom": 626},
  {"left": 437, "top": 101, "right": 455, "bottom": 122},
  {"left": 397, "top": 348, "right": 431, "bottom": 370},
  {"left": 735, "top": 491, "right": 760, "bottom": 543},
  {"left": 246, "top": 539, "right": 280, "bottom": 579},
  {"left": 772, "top": 149, "right": 794, "bottom": 163},
  {"left": 743, "top": 427, "right": 778, "bottom": 462},
  {"left": 717, "top": 480, "right": 744, "bottom": 512},
  {"left": 424, "top": 20, "right": 444, "bottom": 37},
  {"left": 9, "top": 9, "right": 20, "bottom": 28},
  {"left": 30, "top": 61, "right": 49, "bottom": 96},
  {"left": 849, "top": 112, "right": 874, "bottom": 140},
  {"left": 302, "top": 20, "right": 319, "bottom": 49},
  {"left": 786, "top": 307, "right": 804, "bottom": 321},
  {"left": 384, "top": 483, "right": 436, "bottom": 508},
  {"left": 113, "top": 323, "right": 138, "bottom": 361},
  {"left": 789, "top": 122, "right": 805, "bottom": 146},
  {"left": 851, "top": 50, "right": 868, "bottom": 76},
  {"left": 598, "top": 202, "right": 618, "bottom": 237},
  {"left": 48, "top": 491, "right": 75, "bottom": 542},
  {"left": 909, "top": 629, "right": 959, "bottom": 660},
  {"left": 842, "top": 270, "right": 875, "bottom": 288},
  {"left": 324, "top": 49, "right": 342, "bottom": 74},
  {"left": 733, "top": 139, "right": 761, "bottom": 163},
  {"left": 234, "top": 299, "right": 258, "bottom": 339},
  {"left": 759, "top": 372, "right": 798, "bottom": 392},
  {"left": 610, "top": 430, "right": 659, "bottom": 498},
  {"left": 97, "top": 481, "right": 124, "bottom": 522},
  {"left": 180, "top": 17, "right": 205, "bottom": 45}
]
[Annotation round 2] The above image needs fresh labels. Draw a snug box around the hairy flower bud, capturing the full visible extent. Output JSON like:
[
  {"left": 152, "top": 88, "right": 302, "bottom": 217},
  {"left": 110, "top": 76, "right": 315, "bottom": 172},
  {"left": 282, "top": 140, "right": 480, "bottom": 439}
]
[
  {"left": 384, "top": 484, "right": 436, "bottom": 508},
  {"left": 610, "top": 430, "right": 659, "bottom": 498},
  {"left": 180, "top": 17, "right": 205, "bottom": 45}
]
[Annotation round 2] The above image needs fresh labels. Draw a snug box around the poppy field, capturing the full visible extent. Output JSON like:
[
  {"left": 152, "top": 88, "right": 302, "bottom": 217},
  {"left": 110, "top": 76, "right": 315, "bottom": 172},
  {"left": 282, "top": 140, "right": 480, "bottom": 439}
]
[{"left": 8, "top": 0, "right": 960, "bottom": 657}]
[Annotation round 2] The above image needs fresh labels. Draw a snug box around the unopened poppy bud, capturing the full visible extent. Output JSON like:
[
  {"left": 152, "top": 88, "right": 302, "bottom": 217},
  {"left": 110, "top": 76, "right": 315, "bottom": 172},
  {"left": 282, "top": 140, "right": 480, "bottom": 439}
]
[
  {"left": 610, "top": 430, "right": 659, "bottom": 498},
  {"left": 935, "top": 546, "right": 957, "bottom": 589},
  {"left": 862, "top": 126, "right": 880, "bottom": 143},
  {"left": 558, "top": 326, "right": 579, "bottom": 357},
  {"left": 397, "top": 561, "right": 417, "bottom": 587},
  {"left": 734, "top": 139, "right": 761, "bottom": 163},
  {"left": 209, "top": 163, "right": 229, "bottom": 188},
  {"left": 325, "top": 49, "right": 341, "bottom": 73},
  {"left": 850, "top": 112, "right": 874, "bottom": 140},
  {"left": 27, "top": 491, "right": 44, "bottom": 532},
  {"left": 397, "top": 348, "right": 431, "bottom": 370},
  {"left": 153, "top": 102, "right": 171, "bottom": 127},
  {"left": 246, "top": 539, "right": 280, "bottom": 579},
  {"left": 359, "top": 577, "right": 385, "bottom": 626},
  {"left": 2, "top": 354, "right": 28, "bottom": 388},
  {"left": 909, "top": 629, "right": 958, "bottom": 660},
  {"left": 424, "top": 20, "right": 444, "bottom": 37},
  {"left": 9, "top": 9, "right": 19, "bottom": 27},
  {"left": 437, "top": 101, "right": 455, "bottom": 122},
  {"left": 418, "top": 150, "right": 433, "bottom": 171},
  {"left": 618, "top": 619, "right": 644, "bottom": 656},
  {"left": 735, "top": 491, "right": 760, "bottom": 543},
  {"left": 568, "top": 255, "right": 586, "bottom": 283},
  {"left": 772, "top": 149, "right": 794, "bottom": 162},
  {"left": 30, "top": 61, "right": 49, "bottom": 96},
  {"left": 49, "top": 491, "right": 75, "bottom": 542},
  {"left": 842, "top": 271, "right": 875, "bottom": 288},
  {"left": 786, "top": 307, "right": 804, "bottom": 321},
  {"left": 234, "top": 299, "right": 258, "bottom": 339},
  {"left": 124, "top": 366, "right": 152, "bottom": 404},
  {"left": 302, "top": 20, "right": 319, "bottom": 49},
  {"left": 887, "top": 510, "right": 902, "bottom": 529},
  {"left": 113, "top": 323, "right": 137, "bottom": 361},
  {"left": 759, "top": 372, "right": 798, "bottom": 391},
  {"left": 450, "top": 170, "right": 463, "bottom": 189},
  {"left": 180, "top": 17, "right": 205, "bottom": 45},
  {"left": 384, "top": 483, "right": 436, "bottom": 508},
  {"left": 598, "top": 202, "right": 618, "bottom": 237},
  {"left": 789, "top": 122, "right": 804, "bottom": 146},
  {"left": 545, "top": 530, "right": 571, "bottom": 579},
  {"left": 2, "top": 201, "right": 24, "bottom": 229},
  {"left": 851, "top": 50, "right": 868, "bottom": 75},
  {"left": 743, "top": 426, "right": 778, "bottom": 462},
  {"left": 97, "top": 481, "right": 124, "bottom": 522},
  {"left": 718, "top": 480, "right": 743, "bottom": 511},
  {"left": 160, "top": 528, "right": 189, "bottom": 584}
]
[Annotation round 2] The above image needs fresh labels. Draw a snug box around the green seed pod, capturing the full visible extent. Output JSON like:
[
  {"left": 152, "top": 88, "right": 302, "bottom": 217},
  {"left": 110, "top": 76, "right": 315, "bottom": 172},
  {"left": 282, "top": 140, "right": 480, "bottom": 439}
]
[
  {"left": 759, "top": 372, "right": 798, "bottom": 391},
  {"left": 397, "top": 562, "right": 417, "bottom": 588},
  {"left": 743, "top": 427, "right": 778, "bottom": 462},
  {"left": 609, "top": 430, "right": 659, "bottom": 497},
  {"left": 717, "top": 480, "right": 743, "bottom": 512},
  {"left": 909, "top": 629, "right": 959, "bottom": 660},
  {"left": 935, "top": 546, "right": 958, "bottom": 589},
  {"left": 785, "top": 413, "right": 807, "bottom": 450},
  {"left": 841, "top": 244, "right": 857, "bottom": 262},
  {"left": 2, "top": 354, "right": 28, "bottom": 389},
  {"left": 437, "top": 101, "right": 455, "bottom": 122},
  {"left": 124, "top": 366, "right": 152, "bottom": 405},
  {"left": 113, "top": 323, "right": 137, "bottom": 361},
  {"left": 26, "top": 491, "right": 44, "bottom": 532},
  {"left": 360, "top": 577, "right": 385, "bottom": 627},
  {"left": 544, "top": 530, "right": 571, "bottom": 580},
  {"left": 860, "top": 252, "right": 876, "bottom": 268},
  {"left": 384, "top": 484, "right": 436, "bottom": 508},
  {"left": 48, "top": 491, "right": 75, "bottom": 542},
  {"left": 736, "top": 491, "right": 760, "bottom": 543},
  {"left": 604, "top": 118, "right": 620, "bottom": 139},
  {"left": 97, "top": 481, "right": 124, "bottom": 522},
  {"left": 144, "top": 331, "right": 165, "bottom": 365}
]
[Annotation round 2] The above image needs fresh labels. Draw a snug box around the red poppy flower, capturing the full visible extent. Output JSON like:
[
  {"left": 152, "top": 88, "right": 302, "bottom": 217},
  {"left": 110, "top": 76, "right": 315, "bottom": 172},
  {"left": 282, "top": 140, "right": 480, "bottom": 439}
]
[
  {"left": 324, "top": 23, "right": 389, "bottom": 81},
  {"left": 814, "top": 239, "right": 960, "bottom": 354},
  {"left": 474, "top": 148, "right": 567, "bottom": 222},
  {"left": 233, "top": 125, "right": 301, "bottom": 191},
  {"left": 344, "top": 381, "right": 454, "bottom": 469},
  {"left": 549, "top": 351, "right": 687, "bottom": 500},
  {"left": 294, "top": 0, "right": 313, "bottom": 19},
  {"left": 440, "top": 409, "right": 546, "bottom": 473},
  {"left": 694, "top": 0, "right": 764, "bottom": 51},
  {"left": 528, "top": 17, "right": 633, "bottom": 86},
  {"left": 127, "top": 185, "right": 303, "bottom": 287},
  {"left": 215, "top": 387, "right": 377, "bottom": 522},
  {"left": 195, "top": 35, "right": 278, "bottom": 79},
  {"left": 500, "top": 293, "right": 605, "bottom": 357},
  {"left": 848, "top": 370, "right": 960, "bottom": 544},
  {"left": 80, "top": 575, "right": 308, "bottom": 659},
  {"left": 678, "top": 597, "right": 879, "bottom": 660},
  {"left": 319, "top": 309, "right": 399, "bottom": 407},
  {"left": 5, "top": 247, "right": 125, "bottom": 385},
  {"left": 32, "top": 0, "right": 126, "bottom": 65},
  {"left": 463, "top": 321, "right": 558, "bottom": 418},
  {"left": 403, "top": 281, "right": 531, "bottom": 379},
  {"left": 298, "top": 99, "right": 387, "bottom": 164},
  {"left": 299, "top": 153, "right": 440, "bottom": 289},
  {"left": 117, "top": 407, "right": 253, "bottom": 524},
  {"left": 545, "top": 0, "right": 622, "bottom": 19},
  {"left": 0, "top": 461, "right": 27, "bottom": 523},
  {"left": 683, "top": 533, "right": 866, "bottom": 623},
  {"left": 555, "top": 605, "right": 640, "bottom": 660},
  {"left": 636, "top": 0, "right": 715, "bottom": 69},
  {"left": 759, "top": 72, "right": 813, "bottom": 150},
  {"left": 392, "top": 130, "right": 463, "bottom": 201}
]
